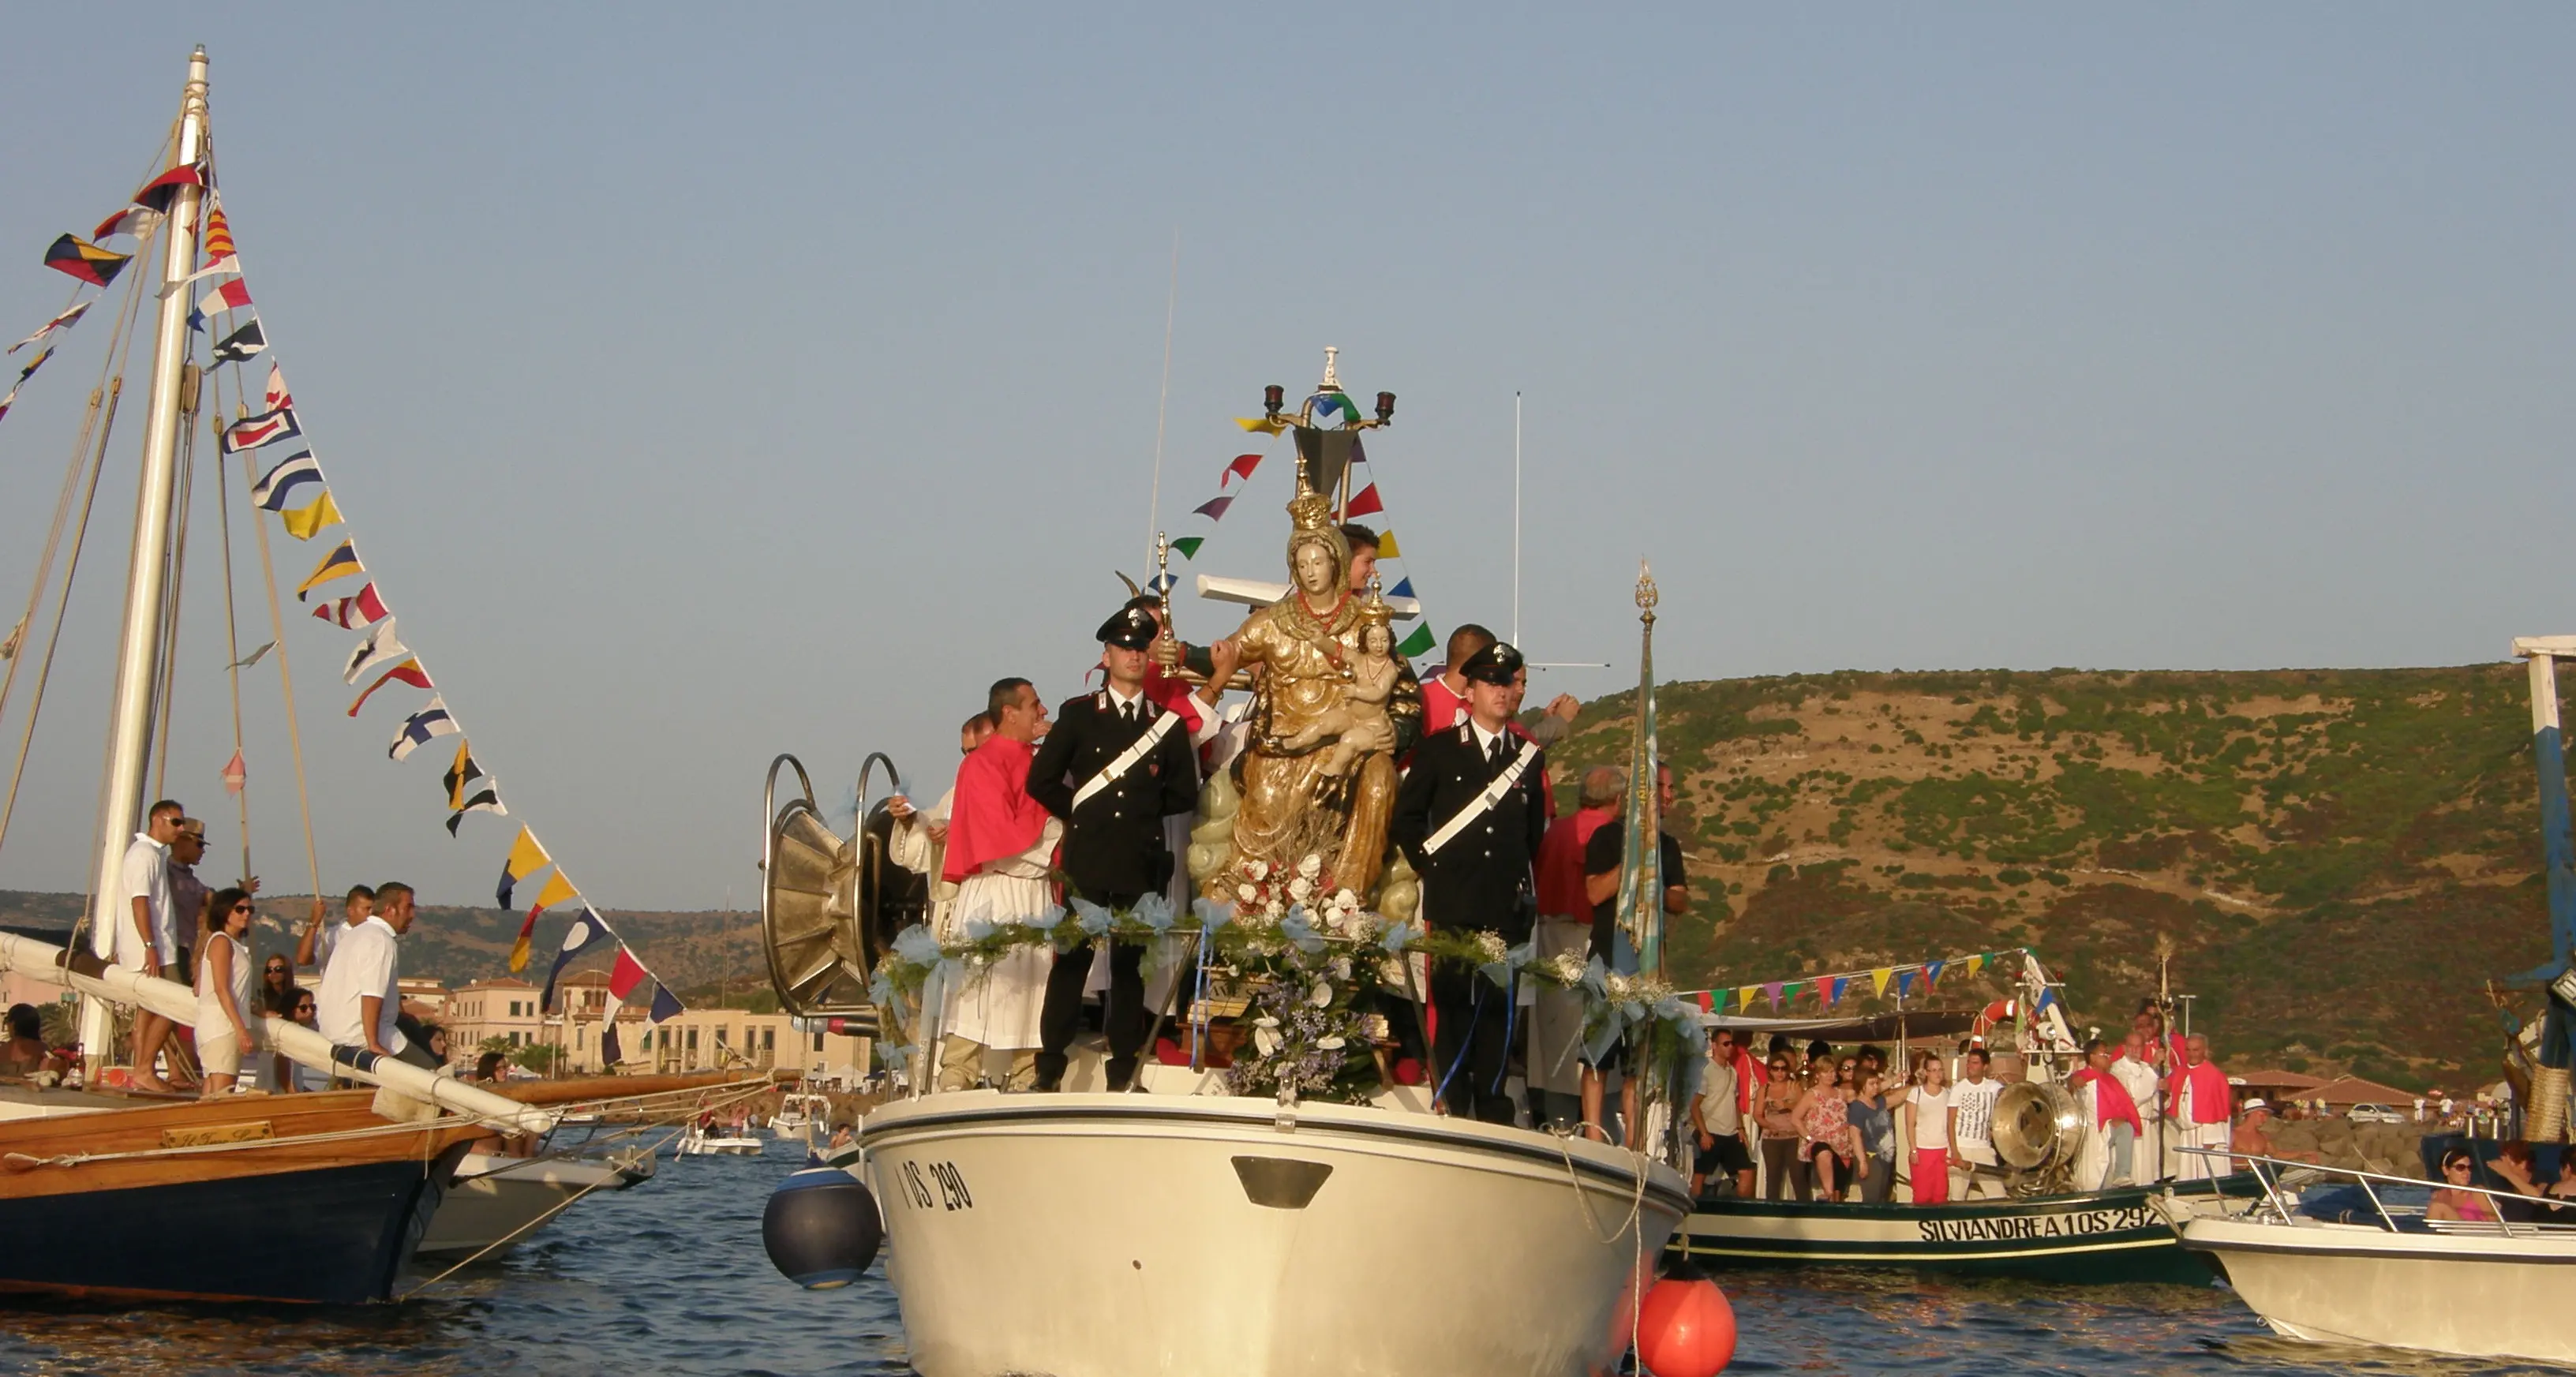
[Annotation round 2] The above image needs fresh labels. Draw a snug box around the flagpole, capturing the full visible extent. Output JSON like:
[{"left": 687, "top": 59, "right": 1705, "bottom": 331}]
[
  {"left": 1143, "top": 230, "right": 1179, "bottom": 571},
  {"left": 1511, "top": 392, "right": 1522, "bottom": 647},
  {"left": 85, "top": 49, "right": 209, "bottom": 989}
]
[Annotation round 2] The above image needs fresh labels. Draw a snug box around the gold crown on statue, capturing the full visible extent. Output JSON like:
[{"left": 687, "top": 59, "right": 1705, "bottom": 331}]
[
  {"left": 1358, "top": 577, "right": 1395, "bottom": 631},
  {"left": 1287, "top": 468, "right": 1334, "bottom": 533}
]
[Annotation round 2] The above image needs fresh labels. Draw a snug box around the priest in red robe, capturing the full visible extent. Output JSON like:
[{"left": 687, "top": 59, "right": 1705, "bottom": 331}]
[{"left": 934, "top": 677, "right": 1060, "bottom": 1092}]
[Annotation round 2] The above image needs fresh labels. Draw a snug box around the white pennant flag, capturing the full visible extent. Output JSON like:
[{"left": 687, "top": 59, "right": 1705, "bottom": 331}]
[{"left": 342, "top": 617, "right": 408, "bottom": 685}]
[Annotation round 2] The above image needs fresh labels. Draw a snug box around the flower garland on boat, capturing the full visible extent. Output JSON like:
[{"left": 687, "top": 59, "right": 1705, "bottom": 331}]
[{"left": 865, "top": 864, "right": 1709, "bottom": 1104}]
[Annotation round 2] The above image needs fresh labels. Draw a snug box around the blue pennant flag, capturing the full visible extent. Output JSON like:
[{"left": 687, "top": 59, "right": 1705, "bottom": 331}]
[{"left": 541, "top": 906, "right": 614, "bottom": 1013}]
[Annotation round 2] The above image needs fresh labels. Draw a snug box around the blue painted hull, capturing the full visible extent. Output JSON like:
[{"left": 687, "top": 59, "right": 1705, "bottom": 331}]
[{"left": 0, "top": 1146, "right": 465, "bottom": 1304}]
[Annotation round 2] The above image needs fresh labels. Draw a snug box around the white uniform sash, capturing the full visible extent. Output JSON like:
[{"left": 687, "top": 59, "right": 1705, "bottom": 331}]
[
  {"left": 1070, "top": 706, "right": 1179, "bottom": 811},
  {"left": 1423, "top": 736, "right": 1540, "bottom": 857}
]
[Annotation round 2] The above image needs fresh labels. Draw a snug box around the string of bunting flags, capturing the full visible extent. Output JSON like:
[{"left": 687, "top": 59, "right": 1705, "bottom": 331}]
[
  {"left": 1679, "top": 947, "right": 2059, "bottom": 1017},
  {"left": 38, "top": 150, "right": 689, "bottom": 1030},
  {"left": 2, "top": 162, "right": 212, "bottom": 422},
  {"left": 1159, "top": 394, "right": 1435, "bottom": 660}
]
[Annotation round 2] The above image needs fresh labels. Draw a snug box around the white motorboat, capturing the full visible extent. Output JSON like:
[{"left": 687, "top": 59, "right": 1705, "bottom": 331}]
[
  {"left": 771, "top": 1091, "right": 833, "bottom": 1139},
  {"left": 861, "top": 1086, "right": 1689, "bottom": 1377},
  {"left": 2170, "top": 1152, "right": 2576, "bottom": 1365},
  {"left": 680, "top": 1123, "right": 765, "bottom": 1156},
  {"left": 764, "top": 354, "right": 1702, "bottom": 1376},
  {"left": 416, "top": 1146, "right": 655, "bottom": 1259}
]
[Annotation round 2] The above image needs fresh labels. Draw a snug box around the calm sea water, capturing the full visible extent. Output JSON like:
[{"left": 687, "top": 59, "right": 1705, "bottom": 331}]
[{"left": 0, "top": 1140, "right": 2559, "bottom": 1377}]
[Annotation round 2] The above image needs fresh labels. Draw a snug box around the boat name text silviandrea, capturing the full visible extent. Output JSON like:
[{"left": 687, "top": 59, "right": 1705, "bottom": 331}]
[{"left": 1916, "top": 1203, "right": 2159, "bottom": 1244}]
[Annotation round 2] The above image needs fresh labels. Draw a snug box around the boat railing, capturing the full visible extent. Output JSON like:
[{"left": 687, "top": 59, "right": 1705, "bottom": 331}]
[{"left": 2183, "top": 1146, "right": 2564, "bottom": 1238}]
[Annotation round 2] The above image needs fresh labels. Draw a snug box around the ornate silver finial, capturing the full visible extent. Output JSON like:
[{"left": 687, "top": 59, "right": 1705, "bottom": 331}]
[
  {"left": 1320, "top": 346, "right": 1340, "bottom": 391},
  {"left": 1636, "top": 559, "right": 1659, "bottom": 621}
]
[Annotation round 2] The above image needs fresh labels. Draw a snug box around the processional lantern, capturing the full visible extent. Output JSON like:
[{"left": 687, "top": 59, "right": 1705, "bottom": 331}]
[{"left": 1269, "top": 346, "right": 1395, "bottom": 519}]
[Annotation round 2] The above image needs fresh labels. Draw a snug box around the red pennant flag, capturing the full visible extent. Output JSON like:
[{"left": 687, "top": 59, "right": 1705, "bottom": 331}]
[
  {"left": 607, "top": 945, "right": 651, "bottom": 1001},
  {"left": 131, "top": 163, "right": 205, "bottom": 215},
  {"left": 1221, "top": 453, "right": 1261, "bottom": 488},
  {"left": 346, "top": 659, "right": 432, "bottom": 717},
  {"left": 1344, "top": 483, "right": 1384, "bottom": 518},
  {"left": 312, "top": 582, "right": 391, "bottom": 630},
  {"left": 220, "top": 749, "right": 246, "bottom": 795},
  {"left": 1696, "top": 990, "right": 1713, "bottom": 1014},
  {"left": 1192, "top": 495, "right": 1234, "bottom": 521}
]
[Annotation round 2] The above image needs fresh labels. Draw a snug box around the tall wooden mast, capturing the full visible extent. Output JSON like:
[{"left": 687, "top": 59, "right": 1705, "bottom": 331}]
[{"left": 84, "top": 49, "right": 209, "bottom": 970}]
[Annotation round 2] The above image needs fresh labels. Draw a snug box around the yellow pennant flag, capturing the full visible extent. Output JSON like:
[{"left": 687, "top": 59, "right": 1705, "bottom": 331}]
[
  {"left": 1376, "top": 529, "right": 1402, "bottom": 559},
  {"left": 1739, "top": 986, "right": 1761, "bottom": 1012},
  {"left": 294, "top": 539, "right": 363, "bottom": 601},
  {"left": 1963, "top": 953, "right": 1984, "bottom": 978},
  {"left": 281, "top": 492, "right": 343, "bottom": 540},
  {"left": 1235, "top": 416, "right": 1287, "bottom": 435},
  {"left": 530, "top": 870, "right": 579, "bottom": 915},
  {"left": 1871, "top": 967, "right": 1894, "bottom": 997},
  {"left": 500, "top": 827, "right": 551, "bottom": 898}
]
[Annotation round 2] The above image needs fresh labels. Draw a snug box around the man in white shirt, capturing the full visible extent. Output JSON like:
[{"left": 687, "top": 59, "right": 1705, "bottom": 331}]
[
  {"left": 297, "top": 885, "right": 374, "bottom": 979},
  {"left": 318, "top": 881, "right": 435, "bottom": 1071},
  {"left": 113, "top": 799, "right": 186, "bottom": 1092},
  {"left": 1949, "top": 1046, "right": 2006, "bottom": 1199}
]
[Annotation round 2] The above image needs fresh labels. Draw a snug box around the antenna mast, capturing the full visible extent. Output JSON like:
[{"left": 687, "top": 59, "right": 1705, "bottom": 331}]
[{"left": 1511, "top": 392, "right": 1522, "bottom": 646}]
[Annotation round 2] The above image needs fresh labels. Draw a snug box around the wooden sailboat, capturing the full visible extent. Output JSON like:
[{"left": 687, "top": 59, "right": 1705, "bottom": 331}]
[{"left": 0, "top": 47, "right": 564, "bottom": 1305}]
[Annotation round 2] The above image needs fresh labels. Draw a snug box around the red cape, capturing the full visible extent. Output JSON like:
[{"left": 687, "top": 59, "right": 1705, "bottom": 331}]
[
  {"left": 2070, "top": 1067, "right": 2144, "bottom": 1132},
  {"left": 2175, "top": 1059, "right": 2232, "bottom": 1124},
  {"left": 941, "top": 735, "right": 1050, "bottom": 885}
]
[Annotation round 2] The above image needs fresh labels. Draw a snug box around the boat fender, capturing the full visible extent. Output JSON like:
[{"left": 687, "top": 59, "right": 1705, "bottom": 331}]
[
  {"left": 1635, "top": 1271, "right": 1735, "bottom": 1377},
  {"left": 762, "top": 1166, "right": 882, "bottom": 1289}
]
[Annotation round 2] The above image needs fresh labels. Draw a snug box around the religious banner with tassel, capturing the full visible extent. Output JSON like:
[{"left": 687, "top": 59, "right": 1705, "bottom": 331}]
[{"left": 1614, "top": 561, "right": 1665, "bottom": 975}]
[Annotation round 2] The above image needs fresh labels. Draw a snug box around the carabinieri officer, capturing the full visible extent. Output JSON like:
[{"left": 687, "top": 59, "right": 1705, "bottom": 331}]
[
  {"left": 1028, "top": 604, "right": 1200, "bottom": 1091},
  {"left": 1391, "top": 640, "right": 1549, "bottom": 1124}
]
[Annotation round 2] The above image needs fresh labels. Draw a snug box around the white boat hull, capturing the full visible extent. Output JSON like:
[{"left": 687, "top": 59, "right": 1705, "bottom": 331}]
[
  {"left": 415, "top": 1151, "right": 642, "bottom": 1258},
  {"left": 2181, "top": 1215, "right": 2576, "bottom": 1364},
  {"left": 861, "top": 1091, "right": 1691, "bottom": 1377}
]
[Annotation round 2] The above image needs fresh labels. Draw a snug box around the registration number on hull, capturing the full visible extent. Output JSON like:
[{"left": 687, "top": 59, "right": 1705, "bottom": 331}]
[
  {"left": 1917, "top": 1203, "right": 2158, "bottom": 1244},
  {"left": 894, "top": 1158, "right": 975, "bottom": 1211}
]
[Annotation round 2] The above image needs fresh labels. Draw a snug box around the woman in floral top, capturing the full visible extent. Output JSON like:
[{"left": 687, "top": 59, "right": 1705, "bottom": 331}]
[{"left": 1799, "top": 1063, "right": 1862, "bottom": 1200}]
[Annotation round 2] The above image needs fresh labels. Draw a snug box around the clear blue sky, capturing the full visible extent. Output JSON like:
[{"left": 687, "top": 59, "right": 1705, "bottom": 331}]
[{"left": 2, "top": 6, "right": 2570, "bottom": 910}]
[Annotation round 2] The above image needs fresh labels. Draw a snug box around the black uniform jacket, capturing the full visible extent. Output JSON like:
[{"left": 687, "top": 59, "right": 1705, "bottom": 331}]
[
  {"left": 1028, "top": 689, "right": 1200, "bottom": 901},
  {"left": 1391, "top": 720, "right": 1548, "bottom": 940}
]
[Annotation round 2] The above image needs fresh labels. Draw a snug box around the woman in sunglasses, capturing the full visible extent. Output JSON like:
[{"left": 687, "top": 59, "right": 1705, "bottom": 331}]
[
  {"left": 193, "top": 887, "right": 259, "bottom": 1098},
  {"left": 260, "top": 953, "right": 296, "bottom": 1014},
  {"left": 2428, "top": 1147, "right": 2498, "bottom": 1222}
]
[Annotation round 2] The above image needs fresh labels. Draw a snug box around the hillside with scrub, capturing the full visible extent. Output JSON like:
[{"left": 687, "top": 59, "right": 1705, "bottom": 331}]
[{"left": 1547, "top": 664, "right": 2558, "bottom": 1091}]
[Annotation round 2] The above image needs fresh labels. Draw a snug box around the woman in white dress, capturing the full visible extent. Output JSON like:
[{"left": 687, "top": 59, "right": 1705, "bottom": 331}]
[{"left": 193, "top": 887, "right": 259, "bottom": 1098}]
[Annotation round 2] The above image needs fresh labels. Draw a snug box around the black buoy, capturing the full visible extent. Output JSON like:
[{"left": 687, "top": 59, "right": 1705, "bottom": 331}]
[{"left": 762, "top": 1166, "right": 882, "bottom": 1289}]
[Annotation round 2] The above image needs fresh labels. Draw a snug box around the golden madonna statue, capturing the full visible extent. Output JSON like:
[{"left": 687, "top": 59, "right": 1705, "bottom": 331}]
[{"left": 1204, "top": 473, "right": 1423, "bottom": 902}]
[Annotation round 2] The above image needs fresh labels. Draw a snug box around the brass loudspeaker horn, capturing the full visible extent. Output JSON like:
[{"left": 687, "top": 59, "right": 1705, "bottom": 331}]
[
  {"left": 761, "top": 753, "right": 924, "bottom": 1032},
  {"left": 1990, "top": 1080, "right": 2087, "bottom": 1195}
]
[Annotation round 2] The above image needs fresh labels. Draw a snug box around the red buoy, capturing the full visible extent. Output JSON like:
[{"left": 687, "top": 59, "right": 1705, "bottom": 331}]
[{"left": 1635, "top": 1274, "right": 1735, "bottom": 1377}]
